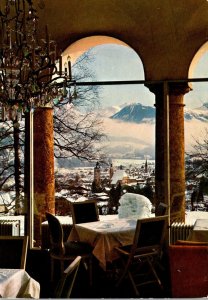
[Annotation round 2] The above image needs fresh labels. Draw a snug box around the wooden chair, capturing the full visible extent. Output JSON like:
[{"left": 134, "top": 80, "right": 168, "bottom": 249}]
[
  {"left": 155, "top": 202, "right": 168, "bottom": 216},
  {"left": 156, "top": 193, "right": 184, "bottom": 223},
  {"left": 45, "top": 212, "right": 93, "bottom": 285},
  {"left": 115, "top": 216, "right": 168, "bottom": 296},
  {"left": 70, "top": 200, "right": 99, "bottom": 224},
  {"left": 54, "top": 256, "right": 81, "bottom": 298},
  {"left": 0, "top": 236, "right": 28, "bottom": 269}
]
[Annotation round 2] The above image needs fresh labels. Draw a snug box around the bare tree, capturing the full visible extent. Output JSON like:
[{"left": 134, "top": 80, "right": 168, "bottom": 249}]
[
  {"left": 0, "top": 49, "right": 107, "bottom": 214},
  {"left": 0, "top": 119, "right": 25, "bottom": 213},
  {"left": 186, "top": 128, "right": 208, "bottom": 178},
  {"left": 54, "top": 50, "right": 107, "bottom": 162},
  {"left": 54, "top": 104, "right": 106, "bottom": 161}
]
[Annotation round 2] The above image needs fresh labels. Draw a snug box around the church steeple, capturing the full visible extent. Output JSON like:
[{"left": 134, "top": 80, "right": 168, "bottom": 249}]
[
  {"left": 94, "top": 161, "right": 101, "bottom": 187},
  {"left": 145, "top": 159, "right": 148, "bottom": 173},
  {"left": 109, "top": 163, "right": 114, "bottom": 180}
]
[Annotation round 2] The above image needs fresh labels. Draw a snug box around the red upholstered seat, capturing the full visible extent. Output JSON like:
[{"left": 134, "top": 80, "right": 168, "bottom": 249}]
[{"left": 169, "top": 245, "right": 208, "bottom": 298}]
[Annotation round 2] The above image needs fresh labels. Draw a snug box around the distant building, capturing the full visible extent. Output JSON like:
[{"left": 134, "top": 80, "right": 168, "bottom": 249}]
[
  {"left": 111, "top": 168, "right": 129, "bottom": 186},
  {"left": 94, "top": 162, "right": 101, "bottom": 188},
  {"left": 145, "top": 159, "right": 148, "bottom": 173},
  {"left": 55, "top": 196, "right": 71, "bottom": 216},
  {"left": 109, "top": 164, "right": 114, "bottom": 180}
]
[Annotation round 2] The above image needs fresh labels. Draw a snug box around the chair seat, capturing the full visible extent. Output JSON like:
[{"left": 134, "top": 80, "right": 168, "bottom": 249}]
[
  {"left": 118, "top": 244, "right": 131, "bottom": 253},
  {"left": 64, "top": 241, "right": 93, "bottom": 255},
  {"left": 116, "top": 244, "right": 160, "bottom": 257},
  {"left": 51, "top": 241, "right": 93, "bottom": 257}
]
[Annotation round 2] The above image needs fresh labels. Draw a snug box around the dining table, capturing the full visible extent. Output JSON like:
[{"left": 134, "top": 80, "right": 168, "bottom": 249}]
[
  {"left": 68, "top": 217, "right": 137, "bottom": 270},
  {"left": 41, "top": 214, "right": 119, "bottom": 249},
  {"left": 187, "top": 219, "right": 208, "bottom": 242},
  {"left": 0, "top": 268, "right": 40, "bottom": 298}
]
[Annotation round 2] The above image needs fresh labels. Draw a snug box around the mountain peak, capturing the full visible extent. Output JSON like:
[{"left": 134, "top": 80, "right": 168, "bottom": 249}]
[
  {"left": 110, "top": 102, "right": 155, "bottom": 124},
  {"left": 202, "top": 102, "right": 208, "bottom": 109}
]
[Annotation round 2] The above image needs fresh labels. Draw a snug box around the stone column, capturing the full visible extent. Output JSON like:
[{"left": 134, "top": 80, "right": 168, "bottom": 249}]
[
  {"left": 147, "top": 82, "right": 190, "bottom": 223},
  {"left": 33, "top": 107, "right": 55, "bottom": 246},
  {"left": 168, "top": 83, "right": 190, "bottom": 222}
]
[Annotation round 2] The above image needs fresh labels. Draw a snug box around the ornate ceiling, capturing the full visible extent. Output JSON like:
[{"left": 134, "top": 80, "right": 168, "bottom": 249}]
[{"left": 19, "top": 0, "right": 208, "bottom": 79}]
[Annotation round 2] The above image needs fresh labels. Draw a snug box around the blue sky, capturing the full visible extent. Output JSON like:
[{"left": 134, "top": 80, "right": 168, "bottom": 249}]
[
  {"left": 68, "top": 40, "right": 208, "bottom": 156},
  {"left": 184, "top": 52, "right": 208, "bottom": 109},
  {"left": 76, "top": 43, "right": 208, "bottom": 109},
  {"left": 85, "top": 44, "right": 155, "bottom": 108}
]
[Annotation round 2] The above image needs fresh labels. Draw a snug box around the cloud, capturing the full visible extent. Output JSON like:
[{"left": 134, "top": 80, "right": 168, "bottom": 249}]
[
  {"left": 102, "top": 117, "right": 155, "bottom": 144},
  {"left": 100, "top": 117, "right": 155, "bottom": 158},
  {"left": 100, "top": 116, "right": 208, "bottom": 158},
  {"left": 185, "top": 119, "right": 208, "bottom": 152}
]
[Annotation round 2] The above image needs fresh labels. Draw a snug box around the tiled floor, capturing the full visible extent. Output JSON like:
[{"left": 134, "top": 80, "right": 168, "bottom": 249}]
[
  {"left": 71, "top": 263, "right": 170, "bottom": 298},
  {"left": 26, "top": 248, "right": 172, "bottom": 298}
]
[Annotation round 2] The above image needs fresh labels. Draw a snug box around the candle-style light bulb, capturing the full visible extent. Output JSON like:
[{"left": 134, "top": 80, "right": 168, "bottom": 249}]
[
  {"left": 67, "top": 55, "right": 72, "bottom": 80},
  {"left": 45, "top": 24, "right": 50, "bottom": 53},
  {"left": 9, "top": 30, "right": 12, "bottom": 49},
  {"left": 59, "top": 53, "right": 62, "bottom": 75},
  {"left": 64, "top": 61, "right": 67, "bottom": 76}
]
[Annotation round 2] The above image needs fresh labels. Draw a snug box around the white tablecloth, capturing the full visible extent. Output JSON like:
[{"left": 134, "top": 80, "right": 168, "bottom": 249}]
[
  {"left": 41, "top": 214, "right": 119, "bottom": 249},
  {"left": 0, "top": 269, "right": 40, "bottom": 298},
  {"left": 187, "top": 219, "right": 208, "bottom": 242},
  {"left": 68, "top": 218, "right": 137, "bottom": 270}
]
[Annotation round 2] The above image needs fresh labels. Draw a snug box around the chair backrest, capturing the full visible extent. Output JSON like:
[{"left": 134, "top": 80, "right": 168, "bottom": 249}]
[
  {"left": 0, "top": 235, "right": 28, "bottom": 269},
  {"left": 45, "top": 212, "right": 64, "bottom": 254},
  {"left": 156, "top": 202, "right": 168, "bottom": 216},
  {"left": 55, "top": 256, "right": 81, "bottom": 298},
  {"left": 70, "top": 200, "right": 99, "bottom": 224},
  {"left": 133, "top": 216, "right": 168, "bottom": 251}
]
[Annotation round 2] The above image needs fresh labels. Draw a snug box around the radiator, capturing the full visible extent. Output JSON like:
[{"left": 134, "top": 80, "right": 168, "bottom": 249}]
[
  {"left": 0, "top": 220, "right": 21, "bottom": 236},
  {"left": 170, "top": 222, "right": 194, "bottom": 244}
]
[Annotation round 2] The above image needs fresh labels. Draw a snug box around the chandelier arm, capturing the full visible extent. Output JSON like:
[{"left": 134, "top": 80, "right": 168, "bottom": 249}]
[{"left": 0, "top": 0, "right": 76, "bottom": 120}]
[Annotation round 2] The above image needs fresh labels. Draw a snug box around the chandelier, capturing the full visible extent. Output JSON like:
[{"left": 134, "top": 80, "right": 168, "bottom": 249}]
[{"left": 0, "top": 0, "right": 76, "bottom": 121}]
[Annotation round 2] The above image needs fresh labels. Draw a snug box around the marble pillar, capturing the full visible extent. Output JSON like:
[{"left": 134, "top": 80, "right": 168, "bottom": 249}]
[
  {"left": 33, "top": 107, "right": 55, "bottom": 246},
  {"left": 147, "top": 82, "right": 190, "bottom": 223}
]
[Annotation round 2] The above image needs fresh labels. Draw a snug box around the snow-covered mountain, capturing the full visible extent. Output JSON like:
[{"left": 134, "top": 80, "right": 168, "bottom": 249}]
[
  {"left": 107, "top": 102, "right": 208, "bottom": 124},
  {"left": 99, "top": 102, "right": 132, "bottom": 118},
  {"left": 185, "top": 103, "right": 208, "bottom": 122},
  {"left": 99, "top": 102, "right": 208, "bottom": 160},
  {"left": 110, "top": 103, "right": 155, "bottom": 123}
]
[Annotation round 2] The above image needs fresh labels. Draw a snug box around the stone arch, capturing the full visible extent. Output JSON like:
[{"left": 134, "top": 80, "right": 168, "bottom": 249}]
[
  {"left": 188, "top": 41, "right": 208, "bottom": 80},
  {"left": 61, "top": 35, "right": 145, "bottom": 79},
  {"left": 185, "top": 41, "right": 208, "bottom": 123}
]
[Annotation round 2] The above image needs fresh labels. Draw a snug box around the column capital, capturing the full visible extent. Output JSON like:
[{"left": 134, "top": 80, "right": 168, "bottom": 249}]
[
  {"left": 168, "top": 82, "right": 191, "bottom": 96},
  {"left": 145, "top": 82, "right": 163, "bottom": 96},
  {"left": 145, "top": 82, "right": 192, "bottom": 96}
]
